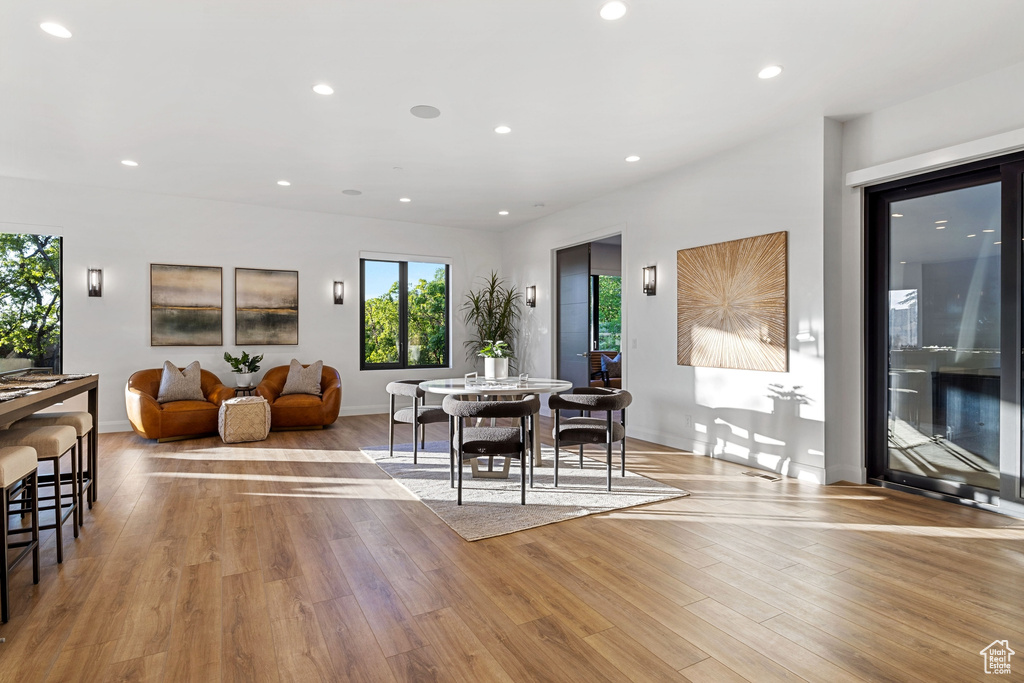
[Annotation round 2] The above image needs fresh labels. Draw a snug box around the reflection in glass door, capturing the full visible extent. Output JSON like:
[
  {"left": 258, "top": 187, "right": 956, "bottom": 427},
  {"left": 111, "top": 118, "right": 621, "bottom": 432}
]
[{"left": 886, "top": 181, "right": 1002, "bottom": 491}]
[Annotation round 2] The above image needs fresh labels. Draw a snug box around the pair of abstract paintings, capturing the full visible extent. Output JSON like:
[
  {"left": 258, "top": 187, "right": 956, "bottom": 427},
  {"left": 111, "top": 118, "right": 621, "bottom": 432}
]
[{"left": 150, "top": 265, "right": 298, "bottom": 347}]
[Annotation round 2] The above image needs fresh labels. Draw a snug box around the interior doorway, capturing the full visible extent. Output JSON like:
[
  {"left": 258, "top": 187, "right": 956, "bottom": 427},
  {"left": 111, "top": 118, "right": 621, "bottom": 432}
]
[{"left": 555, "top": 235, "right": 622, "bottom": 391}]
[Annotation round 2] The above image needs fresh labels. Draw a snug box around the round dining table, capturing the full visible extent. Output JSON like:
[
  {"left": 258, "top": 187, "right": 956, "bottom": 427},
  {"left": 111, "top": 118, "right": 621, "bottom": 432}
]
[{"left": 419, "top": 377, "right": 572, "bottom": 467}]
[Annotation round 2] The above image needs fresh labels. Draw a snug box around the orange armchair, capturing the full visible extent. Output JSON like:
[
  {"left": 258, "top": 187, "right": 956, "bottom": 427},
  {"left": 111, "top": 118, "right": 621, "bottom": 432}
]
[
  {"left": 255, "top": 365, "right": 342, "bottom": 430},
  {"left": 126, "top": 368, "right": 235, "bottom": 441}
]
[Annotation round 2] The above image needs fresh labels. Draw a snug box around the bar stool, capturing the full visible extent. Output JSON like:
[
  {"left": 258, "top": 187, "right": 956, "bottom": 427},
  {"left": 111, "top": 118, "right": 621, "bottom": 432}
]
[
  {"left": 16, "top": 412, "right": 94, "bottom": 525},
  {"left": 1, "top": 446, "right": 41, "bottom": 623},
  {"left": 0, "top": 425, "right": 78, "bottom": 563}
]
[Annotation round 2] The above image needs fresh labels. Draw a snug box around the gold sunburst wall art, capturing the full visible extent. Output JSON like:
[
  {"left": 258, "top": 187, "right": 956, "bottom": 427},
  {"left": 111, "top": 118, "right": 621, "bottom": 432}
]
[{"left": 676, "top": 231, "right": 788, "bottom": 372}]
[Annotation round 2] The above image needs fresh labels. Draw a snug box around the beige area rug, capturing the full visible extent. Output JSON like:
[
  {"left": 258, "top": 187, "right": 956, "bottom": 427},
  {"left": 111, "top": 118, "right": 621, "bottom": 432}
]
[{"left": 361, "top": 441, "right": 689, "bottom": 541}]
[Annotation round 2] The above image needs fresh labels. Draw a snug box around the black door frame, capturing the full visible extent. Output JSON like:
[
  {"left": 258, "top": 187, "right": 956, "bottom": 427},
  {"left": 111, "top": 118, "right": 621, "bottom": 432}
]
[{"left": 865, "top": 152, "right": 1024, "bottom": 510}]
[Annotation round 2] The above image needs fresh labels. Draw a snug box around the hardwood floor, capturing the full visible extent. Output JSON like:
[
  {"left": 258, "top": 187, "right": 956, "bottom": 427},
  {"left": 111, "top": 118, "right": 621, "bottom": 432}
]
[{"left": 2, "top": 413, "right": 1023, "bottom": 681}]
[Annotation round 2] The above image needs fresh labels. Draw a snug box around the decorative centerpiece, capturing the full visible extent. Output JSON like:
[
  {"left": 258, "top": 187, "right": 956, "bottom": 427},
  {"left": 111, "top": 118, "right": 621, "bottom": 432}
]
[
  {"left": 223, "top": 350, "right": 263, "bottom": 388},
  {"left": 479, "top": 340, "right": 511, "bottom": 379}
]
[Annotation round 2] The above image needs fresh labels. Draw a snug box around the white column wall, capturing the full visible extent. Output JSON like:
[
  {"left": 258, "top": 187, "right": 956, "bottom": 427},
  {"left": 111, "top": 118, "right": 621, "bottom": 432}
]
[
  {"left": 503, "top": 120, "right": 829, "bottom": 482},
  {"left": 0, "top": 176, "right": 503, "bottom": 432}
]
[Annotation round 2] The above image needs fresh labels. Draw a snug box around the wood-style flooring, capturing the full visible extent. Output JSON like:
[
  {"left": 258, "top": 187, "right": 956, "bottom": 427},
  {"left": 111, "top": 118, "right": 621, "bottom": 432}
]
[{"left": 1, "top": 413, "right": 1023, "bottom": 682}]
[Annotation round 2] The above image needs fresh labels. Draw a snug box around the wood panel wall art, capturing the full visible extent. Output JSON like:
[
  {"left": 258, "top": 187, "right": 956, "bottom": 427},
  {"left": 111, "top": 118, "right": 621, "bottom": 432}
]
[{"left": 676, "top": 231, "right": 788, "bottom": 372}]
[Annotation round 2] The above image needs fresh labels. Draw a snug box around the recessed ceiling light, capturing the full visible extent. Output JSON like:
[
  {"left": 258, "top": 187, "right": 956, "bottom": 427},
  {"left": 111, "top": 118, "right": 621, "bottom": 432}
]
[
  {"left": 900, "top": 261, "right": 906, "bottom": 264},
  {"left": 891, "top": 213, "right": 903, "bottom": 218},
  {"left": 968, "top": 234, "right": 977, "bottom": 238},
  {"left": 625, "top": 155, "right": 640, "bottom": 162},
  {"left": 935, "top": 225, "right": 946, "bottom": 230},
  {"left": 494, "top": 125, "right": 512, "bottom": 134},
  {"left": 410, "top": 105, "right": 441, "bottom": 119},
  {"left": 994, "top": 241, "right": 1002, "bottom": 245},
  {"left": 600, "top": 1, "right": 628, "bottom": 20},
  {"left": 277, "top": 180, "right": 291, "bottom": 186},
  {"left": 935, "top": 220, "right": 948, "bottom": 224},
  {"left": 121, "top": 160, "right": 138, "bottom": 167},
  {"left": 498, "top": 210, "right": 509, "bottom": 216},
  {"left": 983, "top": 229, "right": 995, "bottom": 233},
  {"left": 758, "top": 65, "right": 783, "bottom": 79},
  {"left": 342, "top": 189, "right": 362, "bottom": 196},
  {"left": 312, "top": 84, "right": 334, "bottom": 95},
  {"left": 399, "top": 197, "right": 411, "bottom": 203},
  {"left": 40, "top": 22, "right": 72, "bottom": 38}
]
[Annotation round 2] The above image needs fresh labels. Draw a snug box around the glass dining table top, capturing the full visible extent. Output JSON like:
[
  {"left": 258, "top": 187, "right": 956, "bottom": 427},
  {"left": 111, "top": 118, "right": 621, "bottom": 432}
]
[{"left": 418, "top": 377, "right": 573, "bottom": 395}]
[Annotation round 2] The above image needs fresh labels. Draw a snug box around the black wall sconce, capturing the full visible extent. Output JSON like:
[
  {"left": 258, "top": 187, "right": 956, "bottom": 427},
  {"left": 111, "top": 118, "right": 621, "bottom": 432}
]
[
  {"left": 525, "top": 285, "right": 536, "bottom": 307},
  {"left": 642, "top": 265, "right": 656, "bottom": 296},
  {"left": 87, "top": 268, "right": 103, "bottom": 297},
  {"left": 333, "top": 281, "right": 344, "bottom": 305}
]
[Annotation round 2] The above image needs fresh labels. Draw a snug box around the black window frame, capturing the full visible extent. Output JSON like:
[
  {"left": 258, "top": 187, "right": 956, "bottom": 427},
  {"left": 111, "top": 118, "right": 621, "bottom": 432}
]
[
  {"left": 0, "top": 232, "right": 63, "bottom": 373},
  {"left": 359, "top": 258, "right": 450, "bottom": 371}
]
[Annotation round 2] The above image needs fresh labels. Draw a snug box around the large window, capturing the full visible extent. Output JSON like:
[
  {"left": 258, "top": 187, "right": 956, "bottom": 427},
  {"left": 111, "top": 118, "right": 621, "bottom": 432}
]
[
  {"left": 592, "top": 274, "right": 621, "bottom": 351},
  {"left": 0, "top": 233, "right": 62, "bottom": 372},
  {"left": 361, "top": 258, "right": 449, "bottom": 369}
]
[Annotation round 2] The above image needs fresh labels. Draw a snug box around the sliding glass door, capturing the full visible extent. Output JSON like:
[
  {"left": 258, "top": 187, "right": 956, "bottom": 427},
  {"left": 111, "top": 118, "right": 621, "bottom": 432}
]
[{"left": 866, "top": 155, "right": 1024, "bottom": 507}]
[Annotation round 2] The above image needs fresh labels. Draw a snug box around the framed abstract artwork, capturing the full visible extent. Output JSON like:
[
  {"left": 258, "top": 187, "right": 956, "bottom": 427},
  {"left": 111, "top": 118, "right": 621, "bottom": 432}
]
[
  {"left": 235, "top": 268, "right": 299, "bottom": 345},
  {"left": 150, "top": 264, "right": 223, "bottom": 346},
  {"left": 676, "top": 231, "right": 788, "bottom": 372}
]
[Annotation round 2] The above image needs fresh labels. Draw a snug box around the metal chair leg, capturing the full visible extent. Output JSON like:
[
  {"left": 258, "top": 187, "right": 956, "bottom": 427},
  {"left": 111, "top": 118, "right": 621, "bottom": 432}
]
[
  {"left": 52, "top": 457, "right": 63, "bottom": 564},
  {"left": 449, "top": 416, "right": 455, "bottom": 488},
  {"left": 388, "top": 395, "right": 396, "bottom": 458},
  {"left": 579, "top": 444, "right": 584, "bottom": 469},
  {"left": 457, "top": 417, "right": 464, "bottom": 506},
  {"left": 412, "top": 396, "right": 419, "bottom": 465},
  {"left": 1, "top": 486, "right": 9, "bottom": 623},
  {"left": 553, "top": 409, "right": 560, "bottom": 487},
  {"left": 70, "top": 444, "right": 79, "bottom": 539}
]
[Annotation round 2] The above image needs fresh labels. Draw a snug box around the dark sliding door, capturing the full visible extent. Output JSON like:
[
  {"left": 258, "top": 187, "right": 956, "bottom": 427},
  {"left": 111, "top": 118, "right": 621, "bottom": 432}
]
[{"left": 866, "top": 153, "right": 1024, "bottom": 508}]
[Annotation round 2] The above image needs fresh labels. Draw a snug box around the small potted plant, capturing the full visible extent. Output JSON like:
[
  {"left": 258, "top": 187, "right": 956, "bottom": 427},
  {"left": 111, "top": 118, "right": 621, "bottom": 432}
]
[
  {"left": 224, "top": 350, "right": 264, "bottom": 388},
  {"left": 478, "top": 340, "right": 511, "bottom": 379}
]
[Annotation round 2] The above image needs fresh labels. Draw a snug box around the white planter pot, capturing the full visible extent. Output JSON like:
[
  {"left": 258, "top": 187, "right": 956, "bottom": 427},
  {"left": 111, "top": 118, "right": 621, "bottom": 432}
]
[
  {"left": 234, "top": 372, "right": 256, "bottom": 388},
  {"left": 484, "top": 357, "right": 509, "bottom": 380}
]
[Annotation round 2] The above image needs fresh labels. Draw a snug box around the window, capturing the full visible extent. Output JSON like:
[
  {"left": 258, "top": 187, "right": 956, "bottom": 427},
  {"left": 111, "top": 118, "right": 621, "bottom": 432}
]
[
  {"left": 0, "top": 233, "right": 62, "bottom": 372},
  {"left": 592, "top": 274, "right": 621, "bottom": 351},
  {"left": 361, "top": 258, "right": 449, "bottom": 369}
]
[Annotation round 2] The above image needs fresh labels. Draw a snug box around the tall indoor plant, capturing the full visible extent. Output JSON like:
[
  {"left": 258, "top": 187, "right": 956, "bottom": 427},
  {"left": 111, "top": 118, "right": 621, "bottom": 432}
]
[{"left": 461, "top": 272, "right": 523, "bottom": 372}]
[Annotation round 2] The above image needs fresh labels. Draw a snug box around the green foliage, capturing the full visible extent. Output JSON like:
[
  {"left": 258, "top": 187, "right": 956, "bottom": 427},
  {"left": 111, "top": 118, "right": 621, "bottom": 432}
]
[
  {"left": 477, "top": 340, "right": 509, "bottom": 358},
  {"left": 461, "top": 272, "right": 522, "bottom": 366},
  {"left": 0, "top": 234, "right": 61, "bottom": 368},
  {"left": 223, "top": 350, "right": 263, "bottom": 373},
  {"left": 597, "top": 275, "right": 621, "bottom": 351},
  {"left": 363, "top": 266, "right": 447, "bottom": 366}
]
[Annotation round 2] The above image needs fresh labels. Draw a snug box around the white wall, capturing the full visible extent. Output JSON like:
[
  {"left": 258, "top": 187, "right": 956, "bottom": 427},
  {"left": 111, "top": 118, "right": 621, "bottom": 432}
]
[
  {"left": 503, "top": 120, "right": 830, "bottom": 483},
  {"left": 0, "top": 176, "right": 503, "bottom": 432},
  {"left": 832, "top": 61, "right": 1024, "bottom": 483}
]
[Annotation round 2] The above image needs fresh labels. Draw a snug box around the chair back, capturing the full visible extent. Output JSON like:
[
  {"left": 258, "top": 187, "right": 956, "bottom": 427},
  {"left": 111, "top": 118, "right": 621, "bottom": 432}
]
[
  {"left": 548, "top": 387, "right": 632, "bottom": 412},
  {"left": 386, "top": 379, "right": 426, "bottom": 399},
  {"left": 442, "top": 394, "right": 540, "bottom": 420},
  {"left": 127, "top": 367, "right": 224, "bottom": 400}
]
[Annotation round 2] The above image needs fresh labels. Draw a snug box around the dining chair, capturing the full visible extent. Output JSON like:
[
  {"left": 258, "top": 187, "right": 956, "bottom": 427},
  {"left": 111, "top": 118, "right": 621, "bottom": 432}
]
[
  {"left": 442, "top": 394, "right": 538, "bottom": 505},
  {"left": 548, "top": 387, "right": 633, "bottom": 490},
  {"left": 386, "top": 380, "right": 448, "bottom": 464}
]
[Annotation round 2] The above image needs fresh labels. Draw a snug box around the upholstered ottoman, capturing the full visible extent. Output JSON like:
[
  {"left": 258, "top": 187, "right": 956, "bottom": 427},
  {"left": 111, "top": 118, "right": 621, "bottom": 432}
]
[{"left": 218, "top": 397, "right": 271, "bottom": 443}]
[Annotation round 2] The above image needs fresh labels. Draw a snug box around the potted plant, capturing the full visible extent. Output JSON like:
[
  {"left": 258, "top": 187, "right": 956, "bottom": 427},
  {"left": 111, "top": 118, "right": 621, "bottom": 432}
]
[
  {"left": 224, "top": 350, "right": 264, "bottom": 388},
  {"left": 462, "top": 271, "right": 523, "bottom": 373},
  {"left": 478, "top": 340, "right": 511, "bottom": 379}
]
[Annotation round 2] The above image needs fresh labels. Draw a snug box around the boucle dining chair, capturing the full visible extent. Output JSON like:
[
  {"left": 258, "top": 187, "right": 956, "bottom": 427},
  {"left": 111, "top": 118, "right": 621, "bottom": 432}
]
[
  {"left": 442, "top": 394, "right": 539, "bottom": 506},
  {"left": 386, "top": 380, "right": 447, "bottom": 464},
  {"left": 548, "top": 387, "right": 632, "bottom": 491}
]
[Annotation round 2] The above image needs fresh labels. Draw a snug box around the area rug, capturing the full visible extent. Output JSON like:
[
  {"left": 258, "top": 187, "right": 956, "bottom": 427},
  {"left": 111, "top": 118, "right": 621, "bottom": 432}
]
[{"left": 361, "top": 441, "right": 689, "bottom": 541}]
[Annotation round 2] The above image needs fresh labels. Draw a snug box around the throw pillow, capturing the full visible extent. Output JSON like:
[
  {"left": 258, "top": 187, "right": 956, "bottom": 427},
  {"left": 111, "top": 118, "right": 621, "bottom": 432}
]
[
  {"left": 281, "top": 359, "right": 323, "bottom": 396},
  {"left": 601, "top": 353, "right": 622, "bottom": 378},
  {"left": 157, "top": 360, "right": 205, "bottom": 403}
]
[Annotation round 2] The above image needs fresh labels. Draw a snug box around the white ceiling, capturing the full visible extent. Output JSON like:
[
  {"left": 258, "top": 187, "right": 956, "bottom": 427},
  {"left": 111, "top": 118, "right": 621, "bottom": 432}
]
[{"left": 4, "top": 1, "right": 1024, "bottom": 231}]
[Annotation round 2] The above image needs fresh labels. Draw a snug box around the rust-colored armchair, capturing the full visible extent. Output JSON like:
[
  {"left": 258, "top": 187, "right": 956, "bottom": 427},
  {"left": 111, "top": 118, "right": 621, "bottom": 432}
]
[
  {"left": 126, "top": 368, "right": 235, "bottom": 441},
  {"left": 256, "top": 365, "right": 342, "bottom": 430}
]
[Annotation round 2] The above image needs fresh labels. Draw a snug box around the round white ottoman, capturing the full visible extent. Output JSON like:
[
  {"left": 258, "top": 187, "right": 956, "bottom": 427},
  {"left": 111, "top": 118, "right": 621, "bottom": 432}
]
[{"left": 218, "top": 397, "right": 271, "bottom": 443}]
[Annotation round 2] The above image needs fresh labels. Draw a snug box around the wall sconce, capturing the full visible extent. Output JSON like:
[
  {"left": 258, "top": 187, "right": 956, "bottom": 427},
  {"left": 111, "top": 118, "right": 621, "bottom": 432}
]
[
  {"left": 333, "top": 281, "right": 344, "bottom": 305},
  {"left": 87, "top": 268, "right": 103, "bottom": 297},
  {"left": 525, "top": 285, "right": 536, "bottom": 308},
  {"left": 642, "top": 265, "right": 656, "bottom": 296}
]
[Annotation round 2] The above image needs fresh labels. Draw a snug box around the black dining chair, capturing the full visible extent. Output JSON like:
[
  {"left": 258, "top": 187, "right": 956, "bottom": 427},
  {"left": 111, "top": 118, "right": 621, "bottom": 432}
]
[
  {"left": 548, "top": 387, "right": 632, "bottom": 490},
  {"left": 386, "top": 380, "right": 448, "bottom": 464},
  {"left": 442, "top": 394, "right": 538, "bottom": 505}
]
